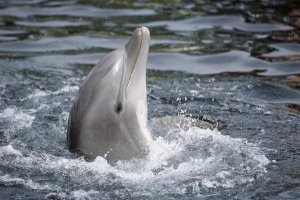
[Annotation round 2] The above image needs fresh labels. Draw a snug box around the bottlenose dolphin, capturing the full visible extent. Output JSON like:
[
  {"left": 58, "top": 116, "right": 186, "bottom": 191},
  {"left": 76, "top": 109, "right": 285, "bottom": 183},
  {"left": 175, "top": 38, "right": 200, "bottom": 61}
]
[{"left": 67, "top": 27, "right": 152, "bottom": 162}]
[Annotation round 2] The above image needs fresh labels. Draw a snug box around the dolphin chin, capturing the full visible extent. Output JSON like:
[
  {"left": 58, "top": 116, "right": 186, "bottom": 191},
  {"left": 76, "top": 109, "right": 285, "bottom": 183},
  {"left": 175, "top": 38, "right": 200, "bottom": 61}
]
[{"left": 67, "top": 27, "right": 152, "bottom": 162}]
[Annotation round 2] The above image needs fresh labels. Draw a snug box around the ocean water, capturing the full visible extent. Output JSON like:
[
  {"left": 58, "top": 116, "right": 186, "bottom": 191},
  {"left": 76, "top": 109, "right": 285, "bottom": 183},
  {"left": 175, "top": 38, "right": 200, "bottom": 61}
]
[{"left": 0, "top": 0, "right": 299, "bottom": 199}]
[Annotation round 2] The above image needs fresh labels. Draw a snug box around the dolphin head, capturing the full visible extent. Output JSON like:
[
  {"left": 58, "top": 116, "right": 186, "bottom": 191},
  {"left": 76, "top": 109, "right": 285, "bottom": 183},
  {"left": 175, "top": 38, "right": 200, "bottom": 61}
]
[
  {"left": 68, "top": 27, "right": 152, "bottom": 161},
  {"left": 115, "top": 27, "right": 150, "bottom": 114},
  {"left": 115, "top": 27, "right": 151, "bottom": 137},
  {"left": 106, "top": 27, "right": 152, "bottom": 160},
  {"left": 115, "top": 26, "right": 152, "bottom": 152}
]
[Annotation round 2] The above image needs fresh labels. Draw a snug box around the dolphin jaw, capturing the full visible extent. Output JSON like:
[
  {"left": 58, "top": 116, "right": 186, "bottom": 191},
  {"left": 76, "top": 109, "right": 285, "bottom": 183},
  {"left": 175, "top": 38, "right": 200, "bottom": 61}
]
[
  {"left": 125, "top": 27, "right": 150, "bottom": 93},
  {"left": 123, "top": 27, "right": 151, "bottom": 142}
]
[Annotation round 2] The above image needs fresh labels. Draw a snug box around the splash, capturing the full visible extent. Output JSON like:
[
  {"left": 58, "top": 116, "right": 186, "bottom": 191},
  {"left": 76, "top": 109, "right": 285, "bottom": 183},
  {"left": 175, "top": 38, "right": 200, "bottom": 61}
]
[
  {"left": 0, "top": 107, "right": 35, "bottom": 129},
  {"left": 0, "top": 116, "right": 269, "bottom": 199}
]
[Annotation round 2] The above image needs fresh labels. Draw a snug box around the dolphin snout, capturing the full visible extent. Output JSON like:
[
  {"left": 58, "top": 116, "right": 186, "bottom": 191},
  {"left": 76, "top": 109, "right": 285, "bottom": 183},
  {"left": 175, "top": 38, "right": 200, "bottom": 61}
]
[
  {"left": 141, "top": 27, "right": 150, "bottom": 36},
  {"left": 126, "top": 27, "right": 150, "bottom": 57},
  {"left": 132, "top": 27, "right": 150, "bottom": 38}
]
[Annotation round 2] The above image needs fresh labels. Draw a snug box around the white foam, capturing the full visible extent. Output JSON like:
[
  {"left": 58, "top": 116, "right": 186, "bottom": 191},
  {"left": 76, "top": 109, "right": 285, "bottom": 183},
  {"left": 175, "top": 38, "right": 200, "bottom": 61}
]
[
  {"left": 0, "top": 117, "right": 270, "bottom": 196},
  {"left": 112, "top": 124, "right": 269, "bottom": 189},
  {"left": 26, "top": 84, "right": 79, "bottom": 100},
  {"left": 0, "top": 174, "right": 60, "bottom": 191},
  {"left": 27, "top": 89, "right": 49, "bottom": 99},
  {"left": 46, "top": 190, "right": 100, "bottom": 200},
  {"left": 71, "top": 190, "right": 100, "bottom": 199},
  {"left": 0, "top": 107, "right": 35, "bottom": 129},
  {"left": 52, "top": 85, "right": 79, "bottom": 95},
  {"left": 0, "top": 145, "right": 23, "bottom": 156}
]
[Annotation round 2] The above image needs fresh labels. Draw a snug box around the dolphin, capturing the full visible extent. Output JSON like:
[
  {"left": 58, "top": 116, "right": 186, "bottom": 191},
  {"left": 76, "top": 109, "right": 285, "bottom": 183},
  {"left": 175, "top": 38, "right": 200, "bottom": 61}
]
[{"left": 67, "top": 27, "right": 152, "bottom": 162}]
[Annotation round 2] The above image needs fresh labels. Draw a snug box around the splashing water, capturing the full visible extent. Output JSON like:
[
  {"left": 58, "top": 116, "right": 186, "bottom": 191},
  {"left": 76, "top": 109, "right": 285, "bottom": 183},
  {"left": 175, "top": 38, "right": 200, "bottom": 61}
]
[{"left": 0, "top": 110, "right": 269, "bottom": 199}]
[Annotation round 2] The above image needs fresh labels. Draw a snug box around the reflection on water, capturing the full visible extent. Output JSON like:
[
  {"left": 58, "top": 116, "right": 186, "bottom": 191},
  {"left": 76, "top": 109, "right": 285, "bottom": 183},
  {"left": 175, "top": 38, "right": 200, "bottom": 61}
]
[
  {"left": 0, "top": 0, "right": 299, "bottom": 199},
  {"left": 143, "top": 15, "right": 293, "bottom": 32}
]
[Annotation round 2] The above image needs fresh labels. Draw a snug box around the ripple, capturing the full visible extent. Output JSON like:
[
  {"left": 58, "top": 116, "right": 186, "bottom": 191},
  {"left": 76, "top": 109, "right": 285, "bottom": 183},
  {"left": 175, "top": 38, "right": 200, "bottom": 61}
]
[
  {"left": 145, "top": 15, "right": 293, "bottom": 32},
  {"left": 148, "top": 51, "right": 300, "bottom": 76},
  {"left": 0, "top": 36, "right": 125, "bottom": 52},
  {"left": 0, "top": 29, "right": 26, "bottom": 35},
  {"left": 0, "top": 36, "right": 192, "bottom": 53},
  {"left": 0, "top": 5, "right": 155, "bottom": 18},
  {"left": 243, "top": 82, "right": 300, "bottom": 104},
  {"left": 15, "top": 20, "right": 91, "bottom": 27},
  {"left": 0, "top": 0, "right": 46, "bottom": 5},
  {"left": 0, "top": 36, "right": 18, "bottom": 41},
  {"left": 2, "top": 50, "right": 299, "bottom": 76},
  {"left": 262, "top": 43, "right": 300, "bottom": 57}
]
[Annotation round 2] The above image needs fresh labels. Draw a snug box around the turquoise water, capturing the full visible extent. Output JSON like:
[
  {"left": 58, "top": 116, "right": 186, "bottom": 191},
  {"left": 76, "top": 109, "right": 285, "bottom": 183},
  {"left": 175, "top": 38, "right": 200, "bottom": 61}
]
[{"left": 0, "top": 0, "right": 299, "bottom": 199}]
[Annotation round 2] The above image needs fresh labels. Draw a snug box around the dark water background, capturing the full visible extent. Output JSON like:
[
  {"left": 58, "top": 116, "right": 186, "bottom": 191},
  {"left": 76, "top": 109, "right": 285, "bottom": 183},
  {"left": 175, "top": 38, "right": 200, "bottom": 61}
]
[{"left": 0, "top": 0, "right": 299, "bottom": 199}]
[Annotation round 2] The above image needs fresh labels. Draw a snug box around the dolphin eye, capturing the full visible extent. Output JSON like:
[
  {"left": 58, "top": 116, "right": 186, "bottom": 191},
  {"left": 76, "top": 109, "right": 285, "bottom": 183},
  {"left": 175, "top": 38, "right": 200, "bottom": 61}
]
[{"left": 115, "top": 102, "right": 122, "bottom": 114}]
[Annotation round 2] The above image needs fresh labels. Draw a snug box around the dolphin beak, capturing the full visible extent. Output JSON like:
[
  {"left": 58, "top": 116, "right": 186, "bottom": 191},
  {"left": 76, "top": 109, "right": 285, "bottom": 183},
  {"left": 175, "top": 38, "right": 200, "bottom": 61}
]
[
  {"left": 124, "top": 27, "right": 150, "bottom": 91},
  {"left": 125, "top": 27, "right": 150, "bottom": 60},
  {"left": 115, "top": 27, "right": 150, "bottom": 110}
]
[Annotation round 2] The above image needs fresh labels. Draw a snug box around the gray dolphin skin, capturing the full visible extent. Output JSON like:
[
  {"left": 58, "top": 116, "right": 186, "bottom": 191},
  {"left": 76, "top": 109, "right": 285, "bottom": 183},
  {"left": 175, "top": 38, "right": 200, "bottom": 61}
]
[{"left": 67, "top": 27, "right": 152, "bottom": 162}]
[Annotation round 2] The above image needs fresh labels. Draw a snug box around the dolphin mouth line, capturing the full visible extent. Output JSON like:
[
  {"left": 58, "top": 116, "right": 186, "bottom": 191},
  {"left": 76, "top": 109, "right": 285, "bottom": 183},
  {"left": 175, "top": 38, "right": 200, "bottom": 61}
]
[
  {"left": 116, "top": 28, "right": 146, "bottom": 107},
  {"left": 126, "top": 30, "right": 144, "bottom": 93}
]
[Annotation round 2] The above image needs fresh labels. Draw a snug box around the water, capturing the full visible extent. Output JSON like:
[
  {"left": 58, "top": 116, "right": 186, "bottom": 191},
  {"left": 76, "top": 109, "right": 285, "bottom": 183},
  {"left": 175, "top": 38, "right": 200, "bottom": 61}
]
[{"left": 0, "top": 0, "right": 299, "bottom": 199}]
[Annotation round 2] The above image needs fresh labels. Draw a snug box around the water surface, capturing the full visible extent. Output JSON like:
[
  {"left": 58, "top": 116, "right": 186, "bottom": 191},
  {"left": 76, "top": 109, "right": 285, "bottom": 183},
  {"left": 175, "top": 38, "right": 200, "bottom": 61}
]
[{"left": 0, "top": 0, "right": 299, "bottom": 199}]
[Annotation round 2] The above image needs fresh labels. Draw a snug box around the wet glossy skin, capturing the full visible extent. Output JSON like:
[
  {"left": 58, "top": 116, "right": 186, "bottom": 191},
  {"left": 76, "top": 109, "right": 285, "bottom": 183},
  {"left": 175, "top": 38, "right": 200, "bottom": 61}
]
[{"left": 67, "top": 27, "right": 152, "bottom": 161}]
